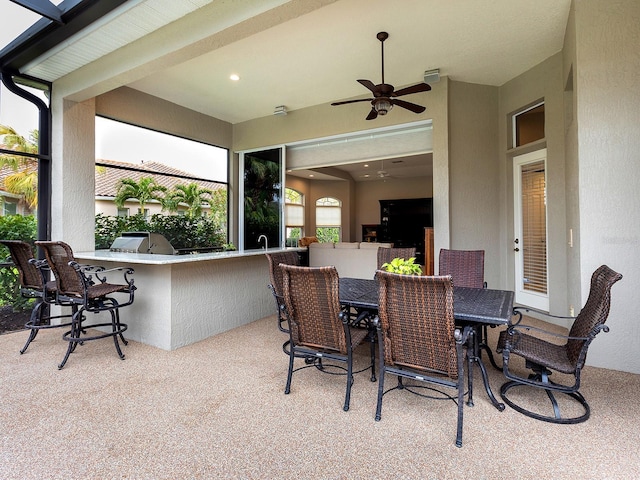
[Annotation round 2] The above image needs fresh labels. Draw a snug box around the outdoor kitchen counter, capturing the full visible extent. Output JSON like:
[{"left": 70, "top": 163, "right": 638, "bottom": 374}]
[
  {"left": 73, "top": 248, "right": 303, "bottom": 351},
  {"left": 75, "top": 247, "right": 302, "bottom": 265}
]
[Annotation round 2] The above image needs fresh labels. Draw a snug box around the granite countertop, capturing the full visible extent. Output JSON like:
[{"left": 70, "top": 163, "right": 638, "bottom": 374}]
[{"left": 74, "top": 247, "right": 304, "bottom": 265}]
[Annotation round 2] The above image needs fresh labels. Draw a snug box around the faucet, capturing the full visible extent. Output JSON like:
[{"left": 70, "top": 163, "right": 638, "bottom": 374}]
[{"left": 258, "top": 234, "right": 268, "bottom": 250}]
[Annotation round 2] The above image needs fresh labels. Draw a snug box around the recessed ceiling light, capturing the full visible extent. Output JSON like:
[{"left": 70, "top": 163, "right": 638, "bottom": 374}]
[
  {"left": 364, "top": 174, "right": 370, "bottom": 178},
  {"left": 309, "top": 174, "right": 314, "bottom": 177},
  {"left": 364, "top": 164, "right": 369, "bottom": 168},
  {"left": 230, "top": 74, "right": 240, "bottom": 81}
]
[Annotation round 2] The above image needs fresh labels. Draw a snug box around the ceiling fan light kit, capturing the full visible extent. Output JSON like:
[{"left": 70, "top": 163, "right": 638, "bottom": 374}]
[
  {"left": 374, "top": 98, "right": 392, "bottom": 115},
  {"left": 331, "top": 31, "right": 431, "bottom": 120}
]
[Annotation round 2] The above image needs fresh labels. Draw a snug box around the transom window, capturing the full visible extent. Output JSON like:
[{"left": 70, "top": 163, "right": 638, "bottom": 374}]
[{"left": 512, "top": 101, "right": 545, "bottom": 148}]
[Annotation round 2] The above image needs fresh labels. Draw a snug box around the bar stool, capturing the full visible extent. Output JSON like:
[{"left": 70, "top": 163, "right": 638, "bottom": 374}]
[
  {"left": 36, "top": 241, "right": 136, "bottom": 369},
  {"left": 0, "top": 240, "right": 72, "bottom": 354}
]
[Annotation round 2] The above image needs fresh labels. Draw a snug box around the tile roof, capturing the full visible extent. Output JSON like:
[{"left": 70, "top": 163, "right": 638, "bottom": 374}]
[
  {"left": 95, "top": 159, "right": 225, "bottom": 198},
  {"left": 0, "top": 160, "right": 37, "bottom": 197}
]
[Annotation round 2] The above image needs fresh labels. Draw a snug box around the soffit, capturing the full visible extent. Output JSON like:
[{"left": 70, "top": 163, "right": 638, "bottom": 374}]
[{"left": 11, "top": 0, "right": 571, "bottom": 124}]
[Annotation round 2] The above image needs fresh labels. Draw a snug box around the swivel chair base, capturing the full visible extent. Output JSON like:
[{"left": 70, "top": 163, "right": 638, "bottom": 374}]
[{"left": 500, "top": 379, "right": 590, "bottom": 424}]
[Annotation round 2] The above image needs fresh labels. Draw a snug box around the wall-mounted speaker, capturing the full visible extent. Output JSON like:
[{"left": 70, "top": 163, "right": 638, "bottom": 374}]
[{"left": 423, "top": 69, "right": 440, "bottom": 84}]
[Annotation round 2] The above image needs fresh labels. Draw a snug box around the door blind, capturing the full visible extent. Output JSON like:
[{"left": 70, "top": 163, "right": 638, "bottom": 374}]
[{"left": 521, "top": 160, "right": 547, "bottom": 294}]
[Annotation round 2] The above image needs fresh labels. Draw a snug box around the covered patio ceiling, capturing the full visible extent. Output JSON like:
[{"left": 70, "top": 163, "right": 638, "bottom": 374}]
[{"left": 2, "top": 0, "right": 571, "bottom": 181}]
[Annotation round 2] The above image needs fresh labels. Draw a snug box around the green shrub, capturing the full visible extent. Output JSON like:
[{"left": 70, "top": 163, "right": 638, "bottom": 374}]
[
  {"left": 95, "top": 213, "right": 226, "bottom": 251},
  {"left": 0, "top": 215, "right": 37, "bottom": 311}
]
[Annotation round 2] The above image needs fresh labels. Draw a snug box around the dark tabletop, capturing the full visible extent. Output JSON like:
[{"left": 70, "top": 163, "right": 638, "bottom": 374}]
[{"left": 339, "top": 277, "right": 514, "bottom": 326}]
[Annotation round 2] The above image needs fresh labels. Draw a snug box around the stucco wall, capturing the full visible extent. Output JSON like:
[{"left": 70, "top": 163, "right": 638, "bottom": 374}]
[
  {"left": 498, "top": 53, "right": 568, "bottom": 313},
  {"left": 571, "top": 0, "right": 640, "bottom": 373},
  {"left": 448, "top": 81, "right": 501, "bottom": 288},
  {"left": 95, "top": 87, "right": 232, "bottom": 150},
  {"left": 50, "top": 97, "right": 97, "bottom": 250}
]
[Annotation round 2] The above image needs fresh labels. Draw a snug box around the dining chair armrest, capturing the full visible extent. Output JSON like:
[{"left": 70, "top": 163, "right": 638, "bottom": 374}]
[
  {"left": 71, "top": 262, "right": 136, "bottom": 290},
  {"left": 503, "top": 322, "right": 607, "bottom": 348},
  {"left": 513, "top": 305, "right": 576, "bottom": 321}
]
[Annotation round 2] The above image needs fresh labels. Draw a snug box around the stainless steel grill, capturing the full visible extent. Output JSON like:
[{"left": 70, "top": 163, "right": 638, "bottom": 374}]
[{"left": 109, "top": 232, "right": 175, "bottom": 255}]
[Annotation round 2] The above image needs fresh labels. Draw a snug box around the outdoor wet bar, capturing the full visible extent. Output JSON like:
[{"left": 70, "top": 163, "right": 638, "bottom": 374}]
[{"left": 74, "top": 248, "right": 301, "bottom": 351}]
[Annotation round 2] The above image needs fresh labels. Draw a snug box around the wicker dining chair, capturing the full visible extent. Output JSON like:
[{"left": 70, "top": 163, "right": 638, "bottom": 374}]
[
  {"left": 376, "top": 247, "right": 417, "bottom": 271},
  {"left": 374, "top": 270, "right": 473, "bottom": 447},
  {"left": 36, "top": 241, "right": 136, "bottom": 369},
  {"left": 0, "top": 240, "right": 74, "bottom": 354},
  {"left": 438, "top": 248, "right": 499, "bottom": 369},
  {"left": 438, "top": 249, "right": 485, "bottom": 288},
  {"left": 280, "top": 264, "right": 369, "bottom": 411},
  {"left": 497, "top": 265, "right": 622, "bottom": 424},
  {"left": 265, "top": 251, "right": 300, "bottom": 334}
]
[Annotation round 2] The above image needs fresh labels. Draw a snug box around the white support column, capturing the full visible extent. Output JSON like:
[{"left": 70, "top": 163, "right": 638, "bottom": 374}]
[{"left": 50, "top": 94, "right": 96, "bottom": 250}]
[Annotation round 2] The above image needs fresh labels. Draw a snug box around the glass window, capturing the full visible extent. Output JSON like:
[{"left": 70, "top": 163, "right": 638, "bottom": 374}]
[
  {"left": 512, "top": 102, "right": 545, "bottom": 148},
  {"left": 0, "top": 74, "right": 49, "bottom": 316},
  {"left": 316, "top": 197, "right": 341, "bottom": 243},
  {"left": 2, "top": 202, "right": 17, "bottom": 216},
  {"left": 285, "top": 187, "right": 304, "bottom": 246},
  {"left": 242, "top": 148, "right": 282, "bottom": 250},
  {"left": 117, "top": 208, "right": 129, "bottom": 217}
]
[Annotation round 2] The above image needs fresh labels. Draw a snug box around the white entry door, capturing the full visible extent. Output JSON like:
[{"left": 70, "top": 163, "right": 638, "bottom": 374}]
[{"left": 513, "top": 149, "right": 549, "bottom": 311}]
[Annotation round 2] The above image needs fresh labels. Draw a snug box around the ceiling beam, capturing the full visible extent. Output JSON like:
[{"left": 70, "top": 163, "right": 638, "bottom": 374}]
[{"left": 10, "top": 0, "right": 63, "bottom": 23}]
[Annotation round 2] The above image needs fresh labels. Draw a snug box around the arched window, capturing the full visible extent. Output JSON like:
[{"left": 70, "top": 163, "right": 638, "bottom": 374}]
[
  {"left": 285, "top": 188, "right": 304, "bottom": 246},
  {"left": 315, "top": 197, "right": 341, "bottom": 243}
]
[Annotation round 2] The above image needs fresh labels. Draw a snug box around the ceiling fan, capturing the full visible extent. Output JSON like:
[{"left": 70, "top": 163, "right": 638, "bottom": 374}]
[
  {"left": 376, "top": 160, "right": 391, "bottom": 178},
  {"left": 331, "top": 31, "right": 431, "bottom": 120}
]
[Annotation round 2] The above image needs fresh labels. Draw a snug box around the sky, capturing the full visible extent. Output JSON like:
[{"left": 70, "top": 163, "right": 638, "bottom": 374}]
[
  {"left": 95, "top": 117, "right": 228, "bottom": 182},
  {"left": 0, "top": 3, "right": 228, "bottom": 182}
]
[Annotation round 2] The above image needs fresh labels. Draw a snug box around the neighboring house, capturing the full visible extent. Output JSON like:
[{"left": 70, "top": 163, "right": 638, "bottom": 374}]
[
  {"left": 94, "top": 158, "right": 225, "bottom": 217},
  {"left": 0, "top": 164, "right": 34, "bottom": 217}
]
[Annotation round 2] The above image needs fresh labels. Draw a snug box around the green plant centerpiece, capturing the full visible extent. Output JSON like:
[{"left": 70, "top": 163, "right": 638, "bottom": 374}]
[{"left": 380, "top": 257, "right": 423, "bottom": 275}]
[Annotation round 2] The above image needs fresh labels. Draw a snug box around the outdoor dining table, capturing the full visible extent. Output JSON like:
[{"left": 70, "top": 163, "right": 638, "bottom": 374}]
[{"left": 339, "top": 276, "right": 515, "bottom": 411}]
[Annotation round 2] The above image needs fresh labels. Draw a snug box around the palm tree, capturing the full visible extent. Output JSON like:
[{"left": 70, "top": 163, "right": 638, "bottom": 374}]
[
  {"left": 114, "top": 177, "right": 167, "bottom": 213},
  {"left": 0, "top": 125, "right": 39, "bottom": 210},
  {"left": 166, "top": 183, "right": 213, "bottom": 218}
]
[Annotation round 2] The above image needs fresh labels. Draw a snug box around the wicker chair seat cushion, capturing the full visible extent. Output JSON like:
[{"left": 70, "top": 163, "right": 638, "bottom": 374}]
[
  {"left": 85, "top": 282, "right": 131, "bottom": 299},
  {"left": 299, "top": 326, "right": 368, "bottom": 353},
  {"left": 498, "top": 329, "right": 574, "bottom": 374}
]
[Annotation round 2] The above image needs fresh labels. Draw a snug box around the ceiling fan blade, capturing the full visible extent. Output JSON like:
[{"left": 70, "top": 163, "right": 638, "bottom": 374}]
[
  {"left": 358, "top": 79, "right": 380, "bottom": 94},
  {"left": 392, "top": 82, "right": 431, "bottom": 97},
  {"left": 392, "top": 98, "right": 426, "bottom": 114},
  {"left": 366, "top": 108, "right": 378, "bottom": 120},
  {"left": 331, "top": 98, "right": 373, "bottom": 106}
]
